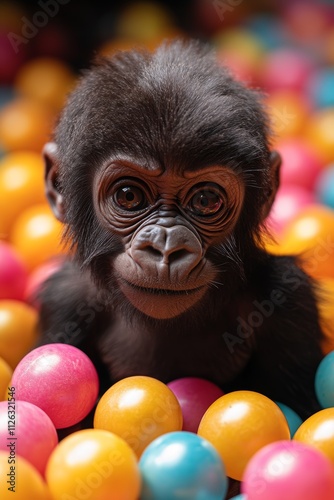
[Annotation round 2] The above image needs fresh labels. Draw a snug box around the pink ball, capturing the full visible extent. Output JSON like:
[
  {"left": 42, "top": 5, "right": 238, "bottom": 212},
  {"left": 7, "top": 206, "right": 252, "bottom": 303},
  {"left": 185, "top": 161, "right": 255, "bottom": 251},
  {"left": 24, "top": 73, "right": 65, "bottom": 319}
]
[
  {"left": 11, "top": 344, "right": 99, "bottom": 429},
  {"left": 24, "top": 256, "right": 63, "bottom": 308},
  {"left": 260, "top": 49, "right": 315, "bottom": 93},
  {"left": 0, "top": 400, "right": 57, "bottom": 476},
  {"left": 267, "top": 185, "right": 315, "bottom": 234},
  {"left": 278, "top": 139, "right": 323, "bottom": 190},
  {"left": 0, "top": 241, "right": 28, "bottom": 301},
  {"left": 242, "top": 440, "right": 334, "bottom": 500},
  {"left": 167, "top": 377, "right": 224, "bottom": 433}
]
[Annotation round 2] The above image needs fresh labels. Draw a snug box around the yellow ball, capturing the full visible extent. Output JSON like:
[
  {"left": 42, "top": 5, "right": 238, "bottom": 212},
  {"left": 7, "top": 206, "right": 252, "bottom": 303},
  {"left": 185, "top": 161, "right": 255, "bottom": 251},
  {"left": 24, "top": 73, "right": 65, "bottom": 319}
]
[
  {"left": 94, "top": 375, "right": 183, "bottom": 458},
  {"left": 46, "top": 429, "right": 141, "bottom": 500},
  {"left": 197, "top": 390, "right": 290, "bottom": 480},
  {"left": 0, "top": 451, "right": 51, "bottom": 499},
  {"left": 294, "top": 408, "right": 334, "bottom": 465},
  {"left": 0, "top": 300, "right": 39, "bottom": 369}
]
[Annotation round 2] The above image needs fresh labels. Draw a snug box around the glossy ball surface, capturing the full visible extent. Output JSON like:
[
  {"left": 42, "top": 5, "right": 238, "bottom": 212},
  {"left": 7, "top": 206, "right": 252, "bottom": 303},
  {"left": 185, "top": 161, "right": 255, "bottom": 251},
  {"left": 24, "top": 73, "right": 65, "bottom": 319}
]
[
  {"left": 294, "top": 408, "right": 334, "bottom": 465},
  {"left": 275, "top": 401, "right": 302, "bottom": 437},
  {"left": 315, "top": 164, "right": 334, "bottom": 210},
  {"left": 305, "top": 108, "right": 334, "bottom": 164},
  {"left": 0, "top": 400, "right": 58, "bottom": 475},
  {"left": 0, "top": 300, "right": 38, "bottom": 368},
  {"left": 197, "top": 390, "right": 290, "bottom": 480},
  {"left": 11, "top": 344, "right": 99, "bottom": 428},
  {"left": 10, "top": 203, "right": 66, "bottom": 271},
  {"left": 94, "top": 375, "right": 183, "bottom": 458},
  {"left": 46, "top": 428, "right": 140, "bottom": 500},
  {"left": 139, "top": 430, "right": 228, "bottom": 500},
  {"left": 167, "top": 377, "right": 224, "bottom": 433},
  {"left": 315, "top": 351, "right": 334, "bottom": 408},
  {"left": 0, "top": 151, "right": 46, "bottom": 238},
  {"left": 0, "top": 241, "right": 27, "bottom": 301},
  {"left": 242, "top": 440, "right": 334, "bottom": 500}
]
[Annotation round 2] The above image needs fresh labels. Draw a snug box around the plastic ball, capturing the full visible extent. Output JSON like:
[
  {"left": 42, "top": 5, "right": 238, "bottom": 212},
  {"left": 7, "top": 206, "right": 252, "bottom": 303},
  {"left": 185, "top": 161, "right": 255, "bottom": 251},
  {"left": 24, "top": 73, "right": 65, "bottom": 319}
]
[
  {"left": 139, "top": 431, "right": 228, "bottom": 500},
  {"left": 265, "top": 90, "right": 310, "bottom": 142},
  {"left": 305, "top": 108, "right": 334, "bottom": 164},
  {"left": 0, "top": 356, "right": 12, "bottom": 401},
  {"left": 275, "top": 402, "right": 302, "bottom": 437},
  {"left": 315, "top": 351, "right": 334, "bottom": 408},
  {"left": 15, "top": 57, "right": 76, "bottom": 112},
  {"left": 307, "top": 68, "right": 334, "bottom": 109},
  {"left": 46, "top": 428, "right": 141, "bottom": 500},
  {"left": 0, "top": 451, "right": 51, "bottom": 499},
  {"left": 230, "top": 496, "right": 246, "bottom": 500},
  {"left": 0, "top": 97, "right": 54, "bottom": 152},
  {"left": 24, "top": 256, "right": 64, "bottom": 307},
  {"left": 283, "top": 1, "right": 333, "bottom": 44},
  {"left": 94, "top": 375, "right": 183, "bottom": 458},
  {"left": 0, "top": 400, "right": 58, "bottom": 475},
  {"left": 167, "top": 377, "right": 224, "bottom": 433},
  {"left": 242, "top": 440, "right": 334, "bottom": 500},
  {"left": 315, "top": 164, "right": 334, "bottom": 209},
  {"left": 277, "top": 139, "right": 323, "bottom": 191},
  {"left": 0, "top": 31, "right": 27, "bottom": 84},
  {"left": 197, "top": 390, "right": 290, "bottom": 480},
  {"left": 317, "top": 277, "right": 334, "bottom": 354},
  {"left": 10, "top": 203, "right": 66, "bottom": 271},
  {"left": 11, "top": 344, "right": 99, "bottom": 428},
  {"left": 294, "top": 408, "right": 334, "bottom": 465},
  {"left": 0, "top": 300, "right": 38, "bottom": 369},
  {"left": 260, "top": 49, "right": 315, "bottom": 93},
  {"left": 266, "top": 185, "right": 315, "bottom": 235},
  {"left": 0, "top": 151, "right": 46, "bottom": 239},
  {"left": 0, "top": 241, "right": 27, "bottom": 301},
  {"left": 214, "top": 29, "right": 265, "bottom": 73},
  {"left": 279, "top": 204, "right": 334, "bottom": 280}
]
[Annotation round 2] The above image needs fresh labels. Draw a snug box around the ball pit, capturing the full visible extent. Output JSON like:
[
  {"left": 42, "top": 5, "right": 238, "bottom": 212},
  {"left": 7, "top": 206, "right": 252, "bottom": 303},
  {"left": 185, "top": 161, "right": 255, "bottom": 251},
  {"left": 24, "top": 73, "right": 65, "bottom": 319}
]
[{"left": 0, "top": 2, "right": 334, "bottom": 499}]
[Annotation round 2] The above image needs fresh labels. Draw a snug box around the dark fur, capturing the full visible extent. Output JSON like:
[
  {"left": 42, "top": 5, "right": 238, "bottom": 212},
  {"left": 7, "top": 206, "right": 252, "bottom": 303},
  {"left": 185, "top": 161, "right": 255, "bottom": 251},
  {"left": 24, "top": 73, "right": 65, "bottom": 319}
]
[{"left": 39, "top": 40, "right": 323, "bottom": 429}]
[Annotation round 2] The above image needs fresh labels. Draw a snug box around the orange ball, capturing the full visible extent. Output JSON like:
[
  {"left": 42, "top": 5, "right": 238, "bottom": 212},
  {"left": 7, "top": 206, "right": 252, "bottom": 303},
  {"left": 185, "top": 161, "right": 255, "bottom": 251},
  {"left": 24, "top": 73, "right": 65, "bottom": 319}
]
[
  {"left": 46, "top": 429, "right": 141, "bottom": 500},
  {"left": 0, "top": 451, "right": 51, "bottom": 499},
  {"left": 0, "top": 151, "right": 46, "bottom": 239},
  {"left": 279, "top": 204, "right": 334, "bottom": 280},
  {"left": 10, "top": 203, "right": 66, "bottom": 271},
  {"left": 294, "top": 408, "right": 334, "bottom": 466},
  {"left": 197, "top": 390, "right": 290, "bottom": 481},
  {"left": 265, "top": 90, "right": 310, "bottom": 142},
  {"left": 316, "top": 278, "right": 334, "bottom": 354},
  {"left": 15, "top": 57, "right": 76, "bottom": 112},
  {"left": 0, "top": 356, "right": 12, "bottom": 400},
  {"left": 304, "top": 108, "right": 334, "bottom": 164},
  {"left": 0, "top": 300, "right": 39, "bottom": 369},
  {"left": 0, "top": 97, "right": 54, "bottom": 153},
  {"left": 94, "top": 375, "right": 183, "bottom": 458}
]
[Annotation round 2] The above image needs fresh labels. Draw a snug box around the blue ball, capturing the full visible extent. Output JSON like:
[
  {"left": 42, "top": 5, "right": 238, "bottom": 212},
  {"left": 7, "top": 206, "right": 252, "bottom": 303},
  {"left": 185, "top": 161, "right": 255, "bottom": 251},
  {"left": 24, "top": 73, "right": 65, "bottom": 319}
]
[
  {"left": 307, "top": 68, "right": 334, "bottom": 108},
  {"left": 315, "top": 164, "right": 334, "bottom": 209},
  {"left": 230, "top": 495, "right": 247, "bottom": 500},
  {"left": 139, "top": 431, "right": 228, "bottom": 500},
  {"left": 275, "top": 401, "right": 303, "bottom": 437},
  {"left": 315, "top": 351, "right": 334, "bottom": 408}
]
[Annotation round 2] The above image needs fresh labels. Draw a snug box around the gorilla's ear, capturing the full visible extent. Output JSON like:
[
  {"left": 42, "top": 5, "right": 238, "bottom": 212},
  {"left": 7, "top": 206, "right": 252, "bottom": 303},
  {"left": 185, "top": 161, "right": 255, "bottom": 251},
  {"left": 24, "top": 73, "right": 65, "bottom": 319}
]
[
  {"left": 43, "top": 142, "right": 66, "bottom": 222},
  {"left": 261, "top": 151, "right": 281, "bottom": 221}
]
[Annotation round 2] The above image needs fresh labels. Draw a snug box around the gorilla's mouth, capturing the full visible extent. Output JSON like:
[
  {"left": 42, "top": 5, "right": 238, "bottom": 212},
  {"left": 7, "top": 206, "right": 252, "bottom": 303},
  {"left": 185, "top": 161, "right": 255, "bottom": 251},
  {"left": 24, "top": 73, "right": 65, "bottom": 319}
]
[
  {"left": 124, "top": 280, "right": 206, "bottom": 296},
  {"left": 118, "top": 278, "right": 208, "bottom": 319}
]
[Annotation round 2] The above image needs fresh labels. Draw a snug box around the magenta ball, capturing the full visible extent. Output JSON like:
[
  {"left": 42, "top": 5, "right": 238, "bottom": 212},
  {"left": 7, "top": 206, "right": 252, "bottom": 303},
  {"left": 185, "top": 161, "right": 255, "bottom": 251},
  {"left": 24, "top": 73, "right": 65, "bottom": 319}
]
[
  {"left": 167, "top": 377, "right": 224, "bottom": 433},
  {"left": 278, "top": 139, "right": 323, "bottom": 191},
  {"left": 11, "top": 344, "right": 99, "bottom": 429},
  {"left": 242, "top": 440, "right": 334, "bottom": 500},
  {"left": 0, "top": 241, "right": 28, "bottom": 301},
  {"left": 0, "top": 400, "right": 58, "bottom": 476},
  {"left": 260, "top": 49, "right": 315, "bottom": 93},
  {"left": 267, "top": 185, "right": 315, "bottom": 234}
]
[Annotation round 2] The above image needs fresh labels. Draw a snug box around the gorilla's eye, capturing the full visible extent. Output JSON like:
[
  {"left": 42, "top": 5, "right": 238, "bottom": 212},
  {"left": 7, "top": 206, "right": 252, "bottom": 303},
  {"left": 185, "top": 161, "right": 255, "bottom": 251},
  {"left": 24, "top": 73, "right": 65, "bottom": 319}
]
[
  {"left": 114, "top": 186, "right": 147, "bottom": 211},
  {"left": 188, "top": 184, "right": 224, "bottom": 216}
]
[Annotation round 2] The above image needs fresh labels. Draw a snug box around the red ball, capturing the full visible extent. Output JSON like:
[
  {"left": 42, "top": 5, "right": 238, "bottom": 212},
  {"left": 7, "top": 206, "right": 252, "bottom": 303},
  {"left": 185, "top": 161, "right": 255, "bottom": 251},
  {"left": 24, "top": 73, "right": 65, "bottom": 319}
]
[
  {"left": 278, "top": 139, "right": 323, "bottom": 191},
  {"left": 0, "top": 400, "right": 58, "bottom": 476},
  {"left": 167, "top": 377, "right": 224, "bottom": 433},
  {"left": 0, "top": 241, "right": 28, "bottom": 300},
  {"left": 11, "top": 344, "right": 99, "bottom": 429}
]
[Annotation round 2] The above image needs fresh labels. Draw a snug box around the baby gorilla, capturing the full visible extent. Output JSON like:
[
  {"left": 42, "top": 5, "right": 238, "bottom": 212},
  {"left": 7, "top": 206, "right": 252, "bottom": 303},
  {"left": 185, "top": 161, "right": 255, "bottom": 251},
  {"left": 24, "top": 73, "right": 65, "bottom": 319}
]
[{"left": 39, "top": 39, "right": 324, "bottom": 426}]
